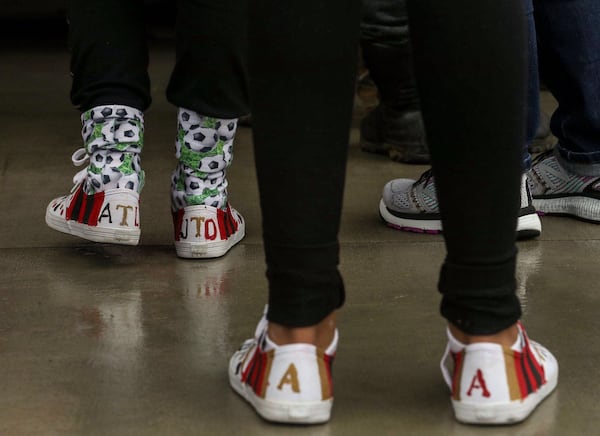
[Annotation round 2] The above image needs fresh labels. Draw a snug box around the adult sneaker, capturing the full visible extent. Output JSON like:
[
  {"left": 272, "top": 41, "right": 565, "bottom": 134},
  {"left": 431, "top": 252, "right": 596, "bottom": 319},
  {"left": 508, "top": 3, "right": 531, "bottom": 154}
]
[
  {"left": 528, "top": 149, "right": 600, "bottom": 222},
  {"left": 172, "top": 203, "right": 245, "bottom": 258},
  {"left": 440, "top": 322, "right": 558, "bottom": 425},
  {"left": 229, "top": 310, "right": 337, "bottom": 424},
  {"left": 379, "top": 171, "right": 541, "bottom": 239}
]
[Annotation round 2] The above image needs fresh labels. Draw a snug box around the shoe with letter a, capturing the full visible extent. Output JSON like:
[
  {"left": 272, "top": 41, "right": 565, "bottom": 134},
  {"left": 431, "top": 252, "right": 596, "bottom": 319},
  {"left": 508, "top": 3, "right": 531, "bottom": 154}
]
[
  {"left": 229, "top": 311, "right": 337, "bottom": 424},
  {"left": 441, "top": 322, "right": 558, "bottom": 424}
]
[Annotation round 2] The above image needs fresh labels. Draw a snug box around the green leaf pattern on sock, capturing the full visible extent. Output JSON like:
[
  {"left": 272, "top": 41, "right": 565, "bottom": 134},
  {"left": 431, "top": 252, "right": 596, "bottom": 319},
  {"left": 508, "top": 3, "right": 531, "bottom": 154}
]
[
  {"left": 79, "top": 105, "right": 145, "bottom": 194},
  {"left": 171, "top": 109, "right": 238, "bottom": 210}
]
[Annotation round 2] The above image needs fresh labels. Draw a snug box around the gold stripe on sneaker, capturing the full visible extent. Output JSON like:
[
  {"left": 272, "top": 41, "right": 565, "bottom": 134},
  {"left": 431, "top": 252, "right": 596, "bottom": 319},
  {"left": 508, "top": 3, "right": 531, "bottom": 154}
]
[{"left": 503, "top": 347, "right": 522, "bottom": 401}]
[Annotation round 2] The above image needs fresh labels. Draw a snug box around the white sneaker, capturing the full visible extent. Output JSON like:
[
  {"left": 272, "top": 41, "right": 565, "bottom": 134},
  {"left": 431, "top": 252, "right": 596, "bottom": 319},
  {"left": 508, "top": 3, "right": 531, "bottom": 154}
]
[
  {"left": 172, "top": 203, "right": 244, "bottom": 258},
  {"left": 45, "top": 105, "right": 144, "bottom": 245},
  {"left": 46, "top": 183, "right": 140, "bottom": 245},
  {"left": 229, "top": 311, "right": 337, "bottom": 424},
  {"left": 441, "top": 322, "right": 558, "bottom": 424}
]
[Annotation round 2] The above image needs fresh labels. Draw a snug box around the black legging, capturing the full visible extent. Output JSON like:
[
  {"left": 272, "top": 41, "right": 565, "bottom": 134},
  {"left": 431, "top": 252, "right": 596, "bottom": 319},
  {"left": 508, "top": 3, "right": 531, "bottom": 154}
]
[{"left": 250, "top": 0, "right": 525, "bottom": 334}]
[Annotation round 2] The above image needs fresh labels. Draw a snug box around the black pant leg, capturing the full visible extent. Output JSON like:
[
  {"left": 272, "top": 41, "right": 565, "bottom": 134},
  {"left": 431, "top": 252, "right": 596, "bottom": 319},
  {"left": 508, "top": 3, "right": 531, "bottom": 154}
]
[
  {"left": 166, "top": 0, "right": 249, "bottom": 118},
  {"left": 248, "top": 0, "right": 362, "bottom": 327},
  {"left": 407, "top": 0, "right": 527, "bottom": 334},
  {"left": 68, "top": 0, "right": 151, "bottom": 112}
]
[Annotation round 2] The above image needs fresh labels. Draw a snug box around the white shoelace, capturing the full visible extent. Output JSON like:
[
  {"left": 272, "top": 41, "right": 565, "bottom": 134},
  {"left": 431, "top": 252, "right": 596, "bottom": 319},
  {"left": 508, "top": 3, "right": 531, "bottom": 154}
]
[
  {"left": 70, "top": 147, "right": 90, "bottom": 187},
  {"left": 440, "top": 342, "right": 453, "bottom": 390}
]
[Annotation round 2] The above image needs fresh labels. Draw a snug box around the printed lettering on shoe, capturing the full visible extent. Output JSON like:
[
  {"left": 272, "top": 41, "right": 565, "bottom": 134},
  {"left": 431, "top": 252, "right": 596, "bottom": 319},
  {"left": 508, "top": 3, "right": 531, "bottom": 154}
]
[
  {"left": 172, "top": 203, "right": 244, "bottom": 258},
  {"left": 441, "top": 322, "right": 558, "bottom": 425},
  {"left": 45, "top": 105, "right": 144, "bottom": 245},
  {"left": 46, "top": 183, "right": 140, "bottom": 245},
  {"left": 229, "top": 312, "right": 337, "bottom": 424}
]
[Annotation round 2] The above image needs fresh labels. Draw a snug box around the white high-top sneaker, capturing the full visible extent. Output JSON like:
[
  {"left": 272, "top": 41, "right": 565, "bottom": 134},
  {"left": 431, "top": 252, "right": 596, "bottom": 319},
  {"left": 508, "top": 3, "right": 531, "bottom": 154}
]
[
  {"left": 45, "top": 105, "right": 144, "bottom": 245},
  {"left": 171, "top": 109, "right": 245, "bottom": 258}
]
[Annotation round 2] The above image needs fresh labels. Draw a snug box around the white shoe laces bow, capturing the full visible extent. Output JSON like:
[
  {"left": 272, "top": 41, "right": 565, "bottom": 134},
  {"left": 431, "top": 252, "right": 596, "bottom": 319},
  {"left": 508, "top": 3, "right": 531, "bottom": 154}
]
[{"left": 71, "top": 147, "right": 90, "bottom": 187}]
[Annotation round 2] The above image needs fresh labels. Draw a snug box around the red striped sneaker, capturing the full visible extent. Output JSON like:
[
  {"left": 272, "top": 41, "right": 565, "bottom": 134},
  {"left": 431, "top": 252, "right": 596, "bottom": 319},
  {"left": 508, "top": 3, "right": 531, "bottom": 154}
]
[
  {"left": 46, "top": 105, "right": 144, "bottom": 245},
  {"left": 172, "top": 203, "right": 244, "bottom": 258},
  {"left": 46, "top": 182, "right": 140, "bottom": 245},
  {"left": 441, "top": 322, "right": 558, "bottom": 424},
  {"left": 229, "top": 312, "right": 337, "bottom": 424}
]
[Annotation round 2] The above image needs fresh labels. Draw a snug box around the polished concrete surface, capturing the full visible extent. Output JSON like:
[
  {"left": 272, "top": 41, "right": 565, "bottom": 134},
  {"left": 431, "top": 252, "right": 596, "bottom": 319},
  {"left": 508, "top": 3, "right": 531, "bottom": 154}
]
[{"left": 2, "top": 32, "right": 600, "bottom": 436}]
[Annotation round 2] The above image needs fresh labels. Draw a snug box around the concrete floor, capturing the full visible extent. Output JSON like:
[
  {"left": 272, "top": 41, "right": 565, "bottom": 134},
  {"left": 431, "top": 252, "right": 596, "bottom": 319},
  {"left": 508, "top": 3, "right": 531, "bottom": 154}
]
[{"left": 2, "top": 30, "right": 600, "bottom": 436}]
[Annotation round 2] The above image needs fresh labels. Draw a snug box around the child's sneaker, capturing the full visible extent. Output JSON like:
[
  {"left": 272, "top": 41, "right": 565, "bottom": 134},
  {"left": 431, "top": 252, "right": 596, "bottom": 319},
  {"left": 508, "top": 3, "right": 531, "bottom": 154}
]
[
  {"left": 441, "top": 322, "right": 558, "bottom": 425},
  {"left": 229, "top": 311, "right": 337, "bottom": 424},
  {"left": 171, "top": 109, "right": 245, "bottom": 258},
  {"left": 528, "top": 149, "right": 600, "bottom": 222},
  {"left": 172, "top": 202, "right": 245, "bottom": 258},
  {"left": 45, "top": 105, "right": 144, "bottom": 245},
  {"left": 379, "top": 171, "right": 541, "bottom": 239}
]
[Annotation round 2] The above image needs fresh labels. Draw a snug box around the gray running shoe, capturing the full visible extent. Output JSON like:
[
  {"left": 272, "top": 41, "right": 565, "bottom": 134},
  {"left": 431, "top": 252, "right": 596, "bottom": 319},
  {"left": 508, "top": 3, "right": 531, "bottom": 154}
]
[
  {"left": 528, "top": 150, "right": 600, "bottom": 222},
  {"left": 380, "top": 171, "right": 541, "bottom": 239}
]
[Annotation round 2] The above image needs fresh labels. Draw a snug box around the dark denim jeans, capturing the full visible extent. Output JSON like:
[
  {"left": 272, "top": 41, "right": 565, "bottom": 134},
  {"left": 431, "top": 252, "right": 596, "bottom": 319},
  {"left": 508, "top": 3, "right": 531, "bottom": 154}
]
[
  {"left": 360, "top": 0, "right": 408, "bottom": 46},
  {"left": 361, "top": 0, "right": 539, "bottom": 170},
  {"left": 534, "top": 0, "right": 600, "bottom": 174}
]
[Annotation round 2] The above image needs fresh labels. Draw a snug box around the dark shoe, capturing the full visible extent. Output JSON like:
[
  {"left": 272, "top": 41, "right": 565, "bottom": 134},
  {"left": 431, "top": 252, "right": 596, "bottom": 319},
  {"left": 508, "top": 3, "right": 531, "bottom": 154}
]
[{"left": 360, "top": 104, "right": 430, "bottom": 164}]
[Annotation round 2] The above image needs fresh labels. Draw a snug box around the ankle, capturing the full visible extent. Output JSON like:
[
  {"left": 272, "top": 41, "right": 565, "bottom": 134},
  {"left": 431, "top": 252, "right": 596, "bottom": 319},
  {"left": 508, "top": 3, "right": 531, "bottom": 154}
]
[
  {"left": 449, "top": 323, "right": 518, "bottom": 348},
  {"left": 267, "top": 311, "right": 337, "bottom": 349}
]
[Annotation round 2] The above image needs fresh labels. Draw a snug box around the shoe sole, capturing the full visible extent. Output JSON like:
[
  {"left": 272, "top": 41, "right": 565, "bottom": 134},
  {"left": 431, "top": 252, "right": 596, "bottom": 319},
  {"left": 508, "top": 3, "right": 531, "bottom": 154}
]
[
  {"left": 452, "top": 367, "right": 558, "bottom": 425},
  {"left": 533, "top": 196, "right": 600, "bottom": 223},
  {"left": 379, "top": 199, "right": 542, "bottom": 239},
  {"left": 174, "top": 223, "right": 245, "bottom": 259},
  {"left": 229, "top": 370, "right": 332, "bottom": 424},
  {"left": 45, "top": 206, "right": 140, "bottom": 245}
]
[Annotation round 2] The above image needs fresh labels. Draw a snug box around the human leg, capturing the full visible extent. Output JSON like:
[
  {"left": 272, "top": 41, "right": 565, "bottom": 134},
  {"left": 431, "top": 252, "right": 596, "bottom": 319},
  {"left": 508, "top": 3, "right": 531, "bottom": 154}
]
[
  {"left": 406, "top": 0, "right": 557, "bottom": 423},
  {"left": 378, "top": 0, "right": 542, "bottom": 239},
  {"left": 68, "top": 0, "right": 151, "bottom": 111},
  {"left": 46, "top": 0, "right": 149, "bottom": 245},
  {"left": 528, "top": 0, "right": 600, "bottom": 221},
  {"left": 166, "top": 0, "right": 248, "bottom": 258},
  {"left": 228, "top": 0, "right": 361, "bottom": 424},
  {"left": 359, "top": 0, "right": 429, "bottom": 163}
]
